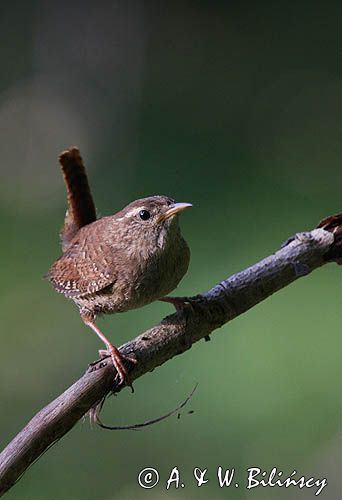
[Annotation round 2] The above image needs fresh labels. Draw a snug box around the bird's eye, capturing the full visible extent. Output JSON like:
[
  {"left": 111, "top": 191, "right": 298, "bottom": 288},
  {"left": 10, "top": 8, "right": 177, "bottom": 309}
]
[{"left": 139, "top": 209, "right": 151, "bottom": 221}]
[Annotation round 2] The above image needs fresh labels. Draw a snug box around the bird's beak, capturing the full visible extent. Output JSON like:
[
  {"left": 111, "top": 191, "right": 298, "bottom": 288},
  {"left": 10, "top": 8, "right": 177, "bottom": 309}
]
[{"left": 157, "top": 202, "right": 192, "bottom": 223}]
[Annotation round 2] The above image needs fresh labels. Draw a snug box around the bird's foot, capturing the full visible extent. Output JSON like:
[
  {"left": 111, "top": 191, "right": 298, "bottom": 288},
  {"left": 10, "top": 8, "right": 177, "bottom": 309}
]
[
  {"left": 160, "top": 295, "right": 210, "bottom": 341},
  {"left": 159, "top": 295, "right": 196, "bottom": 312},
  {"left": 98, "top": 349, "right": 110, "bottom": 359},
  {"left": 98, "top": 346, "right": 137, "bottom": 386},
  {"left": 159, "top": 294, "right": 205, "bottom": 313}
]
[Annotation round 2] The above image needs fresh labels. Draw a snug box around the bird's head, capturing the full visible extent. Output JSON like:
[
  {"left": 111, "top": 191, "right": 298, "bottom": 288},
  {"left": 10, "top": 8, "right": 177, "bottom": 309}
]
[{"left": 113, "top": 195, "right": 192, "bottom": 247}]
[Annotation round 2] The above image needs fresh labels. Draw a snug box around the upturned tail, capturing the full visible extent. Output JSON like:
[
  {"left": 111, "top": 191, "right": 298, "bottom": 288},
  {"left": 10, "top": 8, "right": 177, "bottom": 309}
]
[{"left": 59, "top": 147, "right": 97, "bottom": 251}]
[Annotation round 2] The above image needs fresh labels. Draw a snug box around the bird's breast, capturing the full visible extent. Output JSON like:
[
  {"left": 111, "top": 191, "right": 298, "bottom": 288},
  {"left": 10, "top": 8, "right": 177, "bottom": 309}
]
[
  {"left": 97, "top": 232, "right": 190, "bottom": 314},
  {"left": 74, "top": 229, "right": 190, "bottom": 316}
]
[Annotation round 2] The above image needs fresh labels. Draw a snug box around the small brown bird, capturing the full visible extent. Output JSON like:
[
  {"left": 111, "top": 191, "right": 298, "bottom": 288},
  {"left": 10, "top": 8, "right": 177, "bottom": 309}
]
[{"left": 47, "top": 151, "right": 191, "bottom": 384}]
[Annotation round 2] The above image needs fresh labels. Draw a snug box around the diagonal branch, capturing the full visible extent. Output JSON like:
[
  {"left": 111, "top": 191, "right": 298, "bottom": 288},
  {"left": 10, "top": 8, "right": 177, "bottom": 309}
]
[{"left": 0, "top": 223, "right": 340, "bottom": 497}]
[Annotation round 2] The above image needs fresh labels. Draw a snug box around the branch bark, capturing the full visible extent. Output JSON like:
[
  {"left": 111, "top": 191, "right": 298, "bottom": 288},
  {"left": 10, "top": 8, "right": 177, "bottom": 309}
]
[{"left": 0, "top": 225, "right": 340, "bottom": 496}]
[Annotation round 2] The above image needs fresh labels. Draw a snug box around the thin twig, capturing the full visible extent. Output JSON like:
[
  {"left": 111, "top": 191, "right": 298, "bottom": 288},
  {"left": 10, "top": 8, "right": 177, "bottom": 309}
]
[{"left": 96, "top": 384, "right": 198, "bottom": 430}]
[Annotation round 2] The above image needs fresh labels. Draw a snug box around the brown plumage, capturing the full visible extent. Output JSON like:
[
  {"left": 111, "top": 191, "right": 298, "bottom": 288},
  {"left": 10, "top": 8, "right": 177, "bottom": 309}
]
[
  {"left": 59, "top": 147, "right": 97, "bottom": 251},
  {"left": 47, "top": 152, "right": 191, "bottom": 384}
]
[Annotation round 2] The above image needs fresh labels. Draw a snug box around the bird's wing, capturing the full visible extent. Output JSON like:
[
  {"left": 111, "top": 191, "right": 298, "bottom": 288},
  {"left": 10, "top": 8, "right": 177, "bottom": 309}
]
[{"left": 47, "top": 221, "right": 116, "bottom": 298}]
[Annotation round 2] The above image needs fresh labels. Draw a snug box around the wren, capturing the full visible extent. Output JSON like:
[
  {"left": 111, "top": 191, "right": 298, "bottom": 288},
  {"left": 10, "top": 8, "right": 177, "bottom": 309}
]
[{"left": 47, "top": 151, "right": 191, "bottom": 384}]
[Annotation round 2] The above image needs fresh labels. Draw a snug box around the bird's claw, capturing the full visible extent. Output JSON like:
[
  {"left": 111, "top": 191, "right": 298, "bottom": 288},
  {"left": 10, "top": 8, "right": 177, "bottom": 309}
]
[
  {"left": 159, "top": 295, "right": 196, "bottom": 312},
  {"left": 98, "top": 347, "right": 137, "bottom": 387},
  {"left": 98, "top": 349, "right": 110, "bottom": 359}
]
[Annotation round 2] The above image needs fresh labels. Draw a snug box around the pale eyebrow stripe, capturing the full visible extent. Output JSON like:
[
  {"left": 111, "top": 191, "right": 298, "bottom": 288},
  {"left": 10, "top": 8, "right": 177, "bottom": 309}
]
[{"left": 116, "top": 207, "right": 146, "bottom": 221}]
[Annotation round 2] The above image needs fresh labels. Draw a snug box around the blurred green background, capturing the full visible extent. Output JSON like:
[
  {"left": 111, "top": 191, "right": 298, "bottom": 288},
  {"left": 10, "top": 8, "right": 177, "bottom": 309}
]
[{"left": 0, "top": 1, "right": 341, "bottom": 499}]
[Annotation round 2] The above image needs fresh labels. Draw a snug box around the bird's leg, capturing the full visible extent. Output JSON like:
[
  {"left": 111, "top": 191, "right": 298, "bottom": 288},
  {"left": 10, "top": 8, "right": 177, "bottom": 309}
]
[{"left": 81, "top": 314, "right": 136, "bottom": 385}]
